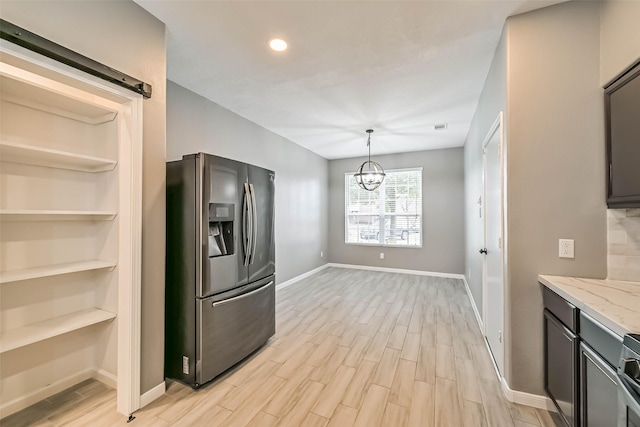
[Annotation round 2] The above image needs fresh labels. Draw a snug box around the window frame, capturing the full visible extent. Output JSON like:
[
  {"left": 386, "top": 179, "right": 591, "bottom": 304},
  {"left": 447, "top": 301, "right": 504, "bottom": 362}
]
[{"left": 344, "top": 167, "right": 423, "bottom": 248}]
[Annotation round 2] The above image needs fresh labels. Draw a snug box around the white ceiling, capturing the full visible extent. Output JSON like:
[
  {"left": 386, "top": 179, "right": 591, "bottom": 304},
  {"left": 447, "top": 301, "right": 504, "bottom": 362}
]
[{"left": 135, "top": 0, "right": 565, "bottom": 160}]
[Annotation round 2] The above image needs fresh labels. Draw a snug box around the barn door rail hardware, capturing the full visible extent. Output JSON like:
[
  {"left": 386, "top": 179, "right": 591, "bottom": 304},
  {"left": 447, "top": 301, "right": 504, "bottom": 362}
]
[{"left": 0, "top": 19, "right": 152, "bottom": 99}]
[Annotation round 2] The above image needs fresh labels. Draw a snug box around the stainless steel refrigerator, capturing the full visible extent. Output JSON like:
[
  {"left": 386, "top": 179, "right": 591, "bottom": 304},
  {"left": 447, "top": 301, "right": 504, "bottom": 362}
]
[{"left": 165, "top": 153, "right": 275, "bottom": 387}]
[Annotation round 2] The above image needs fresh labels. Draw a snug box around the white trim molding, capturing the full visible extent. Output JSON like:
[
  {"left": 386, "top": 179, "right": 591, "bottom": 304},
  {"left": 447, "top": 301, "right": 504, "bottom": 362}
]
[
  {"left": 463, "top": 278, "right": 554, "bottom": 412},
  {"left": 139, "top": 382, "right": 166, "bottom": 409},
  {"left": 461, "top": 276, "right": 484, "bottom": 333},
  {"left": 327, "top": 263, "right": 465, "bottom": 279},
  {"left": 0, "top": 370, "right": 95, "bottom": 418},
  {"left": 501, "top": 378, "right": 557, "bottom": 412},
  {"left": 276, "top": 264, "right": 330, "bottom": 291}
]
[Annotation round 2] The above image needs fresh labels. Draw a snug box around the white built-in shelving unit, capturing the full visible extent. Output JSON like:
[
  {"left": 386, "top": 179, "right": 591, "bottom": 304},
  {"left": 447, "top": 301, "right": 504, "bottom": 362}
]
[{"left": 0, "top": 43, "right": 142, "bottom": 418}]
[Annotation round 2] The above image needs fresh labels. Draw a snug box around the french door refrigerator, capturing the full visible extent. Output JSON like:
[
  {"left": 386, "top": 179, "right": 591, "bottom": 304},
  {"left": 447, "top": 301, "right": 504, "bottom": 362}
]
[{"left": 165, "top": 153, "right": 275, "bottom": 387}]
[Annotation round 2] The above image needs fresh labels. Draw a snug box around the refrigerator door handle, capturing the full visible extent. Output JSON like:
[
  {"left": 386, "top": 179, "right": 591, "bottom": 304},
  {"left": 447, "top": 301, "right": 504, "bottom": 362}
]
[
  {"left": 249, "top": 183, "right": 258, "bottom": 264},
  {"left": 243, "top": 183, "right": 252, "bottom": 266},
  {"left": 211, "top": 280, "right": 274, "bottom": 308}
]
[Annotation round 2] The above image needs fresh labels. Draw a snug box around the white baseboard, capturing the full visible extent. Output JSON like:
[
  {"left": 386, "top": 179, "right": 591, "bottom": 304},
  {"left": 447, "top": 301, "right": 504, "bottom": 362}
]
[
  {"left": 0, "top": 369, "right": 95, "bottom": 419},
  {"left": 327, "top": 263, "right": 465, "bottom": 279},
  {"left": 140, "top": 381, "right": 166, "bottom": 409},
  {"left": 460, "top": 279, "right": 554, "bottom": 412},
  {"left": 95, "top": 368, "right": 117, "bottom": 389},
  {"left": 501, "top": 378, "right": 557, "bottom": 411},
  {"left": 461, "top": 276, "right": 484, "bottom": 333},
  {"left": 276, "top": 264, "right": 330, "bottom": 290}
]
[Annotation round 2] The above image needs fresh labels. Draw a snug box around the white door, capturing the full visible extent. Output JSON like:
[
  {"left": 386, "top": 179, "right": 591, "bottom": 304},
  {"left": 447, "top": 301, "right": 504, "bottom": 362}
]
[{"left": 482, "top": 112, "right": 505, "bottom": 375}]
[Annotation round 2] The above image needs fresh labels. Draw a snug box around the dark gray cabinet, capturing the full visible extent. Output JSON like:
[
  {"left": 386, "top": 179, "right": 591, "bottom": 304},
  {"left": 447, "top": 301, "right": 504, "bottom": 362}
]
[
  {"left": 542, "top": 285, "right": 623, "bottom": 427},
  {"left": 579, "top": 342, "right": 618, "bottom": 427},
  {"left": 545, "top": 308, "right": 579, "bottom": 426}
]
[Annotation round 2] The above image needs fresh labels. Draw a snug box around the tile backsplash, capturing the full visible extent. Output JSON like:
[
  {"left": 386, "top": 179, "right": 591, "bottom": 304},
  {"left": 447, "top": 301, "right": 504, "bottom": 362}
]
[{"left": 608, "top": 208, "right": 640, "bottom": 282}]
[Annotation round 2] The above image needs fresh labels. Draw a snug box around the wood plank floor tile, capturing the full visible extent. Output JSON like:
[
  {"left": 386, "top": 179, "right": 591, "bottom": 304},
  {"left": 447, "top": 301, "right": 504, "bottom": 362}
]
[
  {"left": 312, "top": 364, "right": 357, "bottom": 418},
  {"left": 2, "top": 268, "right": 561, "bottom": 427},
  {"left": 382, "top": 402, "right": 409, "bottom": 427},
  {"left": 388, "top": 324, "right": 409, "bottom": 350},
  {"left": 353, "top": 384, "right": 390, "bottom": 427},
  {"left": 435, "top": 377, "right": 461, "bottom": 427},
  {"left": 274, "top": 342, "right": 315, "bottom": 379},
  {"left": 416, "top": 345, "right": 436, "bottom": 384},
  {"left": 262, "top": 363, "right": 315, "bottom": 417},
  {"left": 219, "top": 376, "right": 286, "bottom": 427},
  {"left": 454, "top": 356, "right": 482, "bottom": 404},
  {"left": 435, "top": 345, "right": 456, "bottom": 381},
  {"left": 478, "top": 378, "right": 516, "bottom": 427},
  {"left": 173, "top": 404, "right": 231, "bottom": 427},
  {"left": 407, "top": 380, "right": 435, "bottom": 427},
  {"left": 276, "top": 380, "right": 324, "bottom": 427},
  {"left": 246, "top": 411, "right": 278, "bottom": 427},
  {"left": 362, "top": 332, "right": 389, "bottom": 363},
  {"left": 400, "top": 332, "right": 421, "bottom": 362},
  {"left": 301, "top": 412, "right": 330, "bottom": 427},
  {"left": 327, "top": 404, "right": 358, "bottom": 427},
  {"left": 218, "top": 360, "right": 280, "bottom": 411},
  {"left": 510, "top": 402, "right": 542, "bottom": 425},
  {"left": 309, "top": 345, "right": 350, "bottom": 384},
  {"left": 343, "top": 334, "right": 371, "bottom": 367},
  {"left": 372, "top": 347, "right": 401, "bottom": 388},
  {"left": 461, "top": 399, "right": 488, "bottom": 427},
  {"left": 389, "top": 359, "right": 417, "bottom": 408},
  {"left": 157, "top": 382, "right": 235, "bottom": 424},
  {"left": 342, "top": 360, "right": 378, "bottom": 409}
]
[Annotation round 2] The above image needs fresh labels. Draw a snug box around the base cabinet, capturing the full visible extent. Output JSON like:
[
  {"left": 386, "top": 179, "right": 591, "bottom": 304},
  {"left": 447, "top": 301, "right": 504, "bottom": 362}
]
[
  {"left": 542, "top": 285, "right": 624, "bottom": 427},
  {"left": 544, "top": 308, "right": 579, "bottom": 426},
  {"left": 580, "top": 342, "right": 618, "bottom": 427}
]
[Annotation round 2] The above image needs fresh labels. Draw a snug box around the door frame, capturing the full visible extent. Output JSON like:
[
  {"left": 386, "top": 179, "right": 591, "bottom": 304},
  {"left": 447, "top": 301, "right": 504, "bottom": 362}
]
[
  {"left": 482, "top": 111, "right": 506, "bottom": 375},
  {"left": 2, "top": 41, "right": 143, "bottom": 416}
]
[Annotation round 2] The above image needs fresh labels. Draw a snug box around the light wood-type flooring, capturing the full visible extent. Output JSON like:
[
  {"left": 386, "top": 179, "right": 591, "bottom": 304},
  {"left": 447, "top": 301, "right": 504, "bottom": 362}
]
[{"left": 2, "top": 268, "right": 564, "bottom": 426}]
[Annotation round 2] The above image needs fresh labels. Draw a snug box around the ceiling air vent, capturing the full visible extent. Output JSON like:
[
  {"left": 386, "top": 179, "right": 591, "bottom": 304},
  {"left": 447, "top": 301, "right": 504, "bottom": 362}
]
[{"left": 434, "top": 123, "right": 448, "bottom": 130}]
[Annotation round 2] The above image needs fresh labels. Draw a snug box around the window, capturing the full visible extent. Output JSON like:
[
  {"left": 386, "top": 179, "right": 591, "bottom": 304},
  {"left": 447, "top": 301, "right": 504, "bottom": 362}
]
[{"left": 345, "top": 168, "right": 422, "bottom": 247}]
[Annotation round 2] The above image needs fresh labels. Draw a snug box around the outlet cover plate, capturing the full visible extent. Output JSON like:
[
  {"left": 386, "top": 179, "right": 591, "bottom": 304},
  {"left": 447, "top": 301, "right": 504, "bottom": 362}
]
[{"left": 559, "top": 239, "right": 574, "bottom": 259}]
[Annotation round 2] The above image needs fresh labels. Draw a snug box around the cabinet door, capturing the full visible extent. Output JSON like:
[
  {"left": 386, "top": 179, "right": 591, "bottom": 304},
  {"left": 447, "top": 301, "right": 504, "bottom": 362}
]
[
  {"left": 545, "top": 309, "right": 578, "bottom": 426},
  {"left": 580, "top": 342, "right": 618, "bottom": 427}
]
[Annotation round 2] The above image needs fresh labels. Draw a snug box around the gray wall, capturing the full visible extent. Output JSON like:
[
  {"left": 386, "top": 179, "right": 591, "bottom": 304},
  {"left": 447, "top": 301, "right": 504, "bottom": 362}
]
[
  {"left": 0, "top": 1, "right": 167, "bottom": 394},
  {"left": 328, "top": 148, "right": 464, "bottom": 274},
  {"left": 167, "top": 81, "right": 328, "bottom": 284},
  {"left": 600, "top": 1, "right": 640, "bottom": 86},
  {"left": 464, "top": 28, "right": 507, "bottom": 319},
  {"left": 505, "top": 1, "right": 606, "bottom": 394}
]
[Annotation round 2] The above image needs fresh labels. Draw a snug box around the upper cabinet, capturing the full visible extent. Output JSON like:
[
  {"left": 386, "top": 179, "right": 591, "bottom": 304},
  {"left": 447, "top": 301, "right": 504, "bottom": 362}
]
[{"left": 605, "top": 60, "right": 640, "bottom": 208}]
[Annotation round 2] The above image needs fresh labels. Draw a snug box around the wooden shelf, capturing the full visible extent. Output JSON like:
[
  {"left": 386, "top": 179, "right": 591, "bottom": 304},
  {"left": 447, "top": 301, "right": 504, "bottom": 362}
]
[
  {"left": 0, "top": 141, "right": 116, "bottom": 172},
  {"left": 0, "top": 260, "right": 116, "bottom": 284},
  {"left": 0, "top": 308, "right": 116, "bottom": 354},
  {"left": 0, "top": 71, "right": 117, "bottom": 125},
  {"left": 0, "top": 210, "right": 116, "bottom": 222}
]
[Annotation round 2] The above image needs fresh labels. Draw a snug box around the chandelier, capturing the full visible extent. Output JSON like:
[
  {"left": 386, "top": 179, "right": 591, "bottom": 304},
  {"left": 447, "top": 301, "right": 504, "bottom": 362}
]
[{"left": 354, "top": 129, "right": 386, "bottom": 191}]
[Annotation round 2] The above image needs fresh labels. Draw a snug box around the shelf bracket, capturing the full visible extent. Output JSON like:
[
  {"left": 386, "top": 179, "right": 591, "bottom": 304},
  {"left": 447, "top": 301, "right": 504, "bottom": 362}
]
[{"left": 0, "top": 19, "right": 152, "bottom": 99}]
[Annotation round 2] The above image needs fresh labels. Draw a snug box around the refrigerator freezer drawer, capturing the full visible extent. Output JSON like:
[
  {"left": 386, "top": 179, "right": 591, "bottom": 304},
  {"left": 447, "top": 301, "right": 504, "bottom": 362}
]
[{"left": 196, "top": 279, "right": 275, "bottom": 385}]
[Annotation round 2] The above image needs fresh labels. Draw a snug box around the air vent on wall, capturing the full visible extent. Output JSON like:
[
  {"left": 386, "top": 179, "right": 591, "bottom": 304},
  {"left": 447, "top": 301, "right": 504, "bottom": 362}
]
[{"left": 434, "top": 123, "right": 448, "bottom": 130}]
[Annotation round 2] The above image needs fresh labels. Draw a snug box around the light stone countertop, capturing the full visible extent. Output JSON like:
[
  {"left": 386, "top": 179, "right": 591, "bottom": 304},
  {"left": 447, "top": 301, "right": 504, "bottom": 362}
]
[{"left": 538, "top": 275, "right": 640, "bottom": 337}]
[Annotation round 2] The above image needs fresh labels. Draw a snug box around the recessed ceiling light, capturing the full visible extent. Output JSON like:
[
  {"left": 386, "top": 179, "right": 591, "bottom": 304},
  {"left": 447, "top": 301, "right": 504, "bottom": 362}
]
[{"left": 269, "top": 38, "right": 288, "bottom": 52}]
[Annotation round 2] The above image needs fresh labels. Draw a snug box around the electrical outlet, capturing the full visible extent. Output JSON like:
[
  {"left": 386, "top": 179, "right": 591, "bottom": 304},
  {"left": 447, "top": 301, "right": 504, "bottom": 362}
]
[
  {"left": 380, "top": 252, "right": 384, "bottom": 259},
  {"left": 559, "top": 239, "right": 575, "bottom": 259},
  {"left": 320, "top": 251, "right": 323, "bottom": 258}
]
